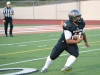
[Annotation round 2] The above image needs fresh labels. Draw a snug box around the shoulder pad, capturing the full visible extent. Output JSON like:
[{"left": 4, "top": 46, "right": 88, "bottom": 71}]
[{"left": 63, "top": 21, "right": 72, "bottom": 31}]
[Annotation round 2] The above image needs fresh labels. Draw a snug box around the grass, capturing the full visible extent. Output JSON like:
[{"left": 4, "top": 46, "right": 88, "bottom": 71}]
[{"left": 0, "top": 29, "right": 100, "bottom": 75}]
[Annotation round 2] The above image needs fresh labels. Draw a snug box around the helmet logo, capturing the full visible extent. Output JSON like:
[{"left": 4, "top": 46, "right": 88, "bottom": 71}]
[
  {"left": 72, "top": 12, "right": 75, "bottom": 14},
  {"left": 70, "top": 12, "right": 75, "bottom": 15}
]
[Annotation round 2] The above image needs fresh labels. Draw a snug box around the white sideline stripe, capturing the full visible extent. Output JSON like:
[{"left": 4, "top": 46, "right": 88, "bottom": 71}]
[
  {"left": 0, "top": 27, "right": 100, "bottom": 34},
  {"left": 85, "top": 27, "right": 100, "bottom": 29},
  {"left": 0, "top": 48, "right": 100, "bottom": 67},
  {"left": 0, "top": 33, "right": 100, "bottom": 46},
  {"left": 0, "top": 30, "right": 62, "bottom": 34},
  {"left": 0, "top": 25, "right": 59, "bottom": 28},
  {"left": 0, "top": 39, "right": 57, "bottom": 46}
]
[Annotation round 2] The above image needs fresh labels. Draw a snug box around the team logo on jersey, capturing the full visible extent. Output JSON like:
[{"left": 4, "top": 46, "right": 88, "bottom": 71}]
[
  {"left": 63, "top": 23, "right": 67, "bottom": 27},
  {"left": 73, "top": 29, "right": 82, "bottom": 33},
  {"left": 77, "top": 27, "right": 79, "bottom": 29}
]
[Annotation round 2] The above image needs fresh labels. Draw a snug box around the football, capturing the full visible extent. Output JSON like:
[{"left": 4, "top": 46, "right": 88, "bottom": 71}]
[{"left": 72, "top": 35, "right": 82, "bottom": 40}]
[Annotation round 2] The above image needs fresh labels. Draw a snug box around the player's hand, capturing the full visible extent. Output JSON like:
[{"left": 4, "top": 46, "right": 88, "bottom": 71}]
[
  {"left": 3, "top": 20, "right": 6, "bottom": 22},
  {"left": 85, "top": 43, "right": 90, "bottom": 48},
  {"left": 10, "top": 13, "right": 14, "bottom": 15},
  {"left": 10, "top": 13, "right": 12, "bottom": 15},
  {"left": 76, "top": 36, "right": 83, "bottom": 43}
]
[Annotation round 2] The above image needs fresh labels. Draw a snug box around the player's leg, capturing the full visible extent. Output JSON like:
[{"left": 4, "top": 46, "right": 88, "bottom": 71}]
[
  {"left": 40, "top": 55, "right": 52, "bottom": 73},
  {"left": 61, "top": 44, "right": 79, "bottom": 73},
  {"left": 9, "top": 18, "right": 13, "bottom": 37},
  {"left": 65, "top": 44, "right": 79, "bottom": 67},
  {"left": 4, "top": 21, "right": 8, "bottom": 37},
  {"left": 41, "top": 42, "right": 66, "bottom": 73}
]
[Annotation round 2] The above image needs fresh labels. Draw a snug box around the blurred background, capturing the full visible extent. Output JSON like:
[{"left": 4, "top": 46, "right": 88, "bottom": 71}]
[
  {"left": 0, "top": 0, "right": 100, "bottom": 20},
  {"left": 0, "top": 0, "right": 100, "bottom": 30}
]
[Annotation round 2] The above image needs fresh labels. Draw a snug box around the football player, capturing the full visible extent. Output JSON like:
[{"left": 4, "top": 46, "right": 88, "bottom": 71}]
[{"left": 41, "top": 9, "right": 89, "bottom": 73}]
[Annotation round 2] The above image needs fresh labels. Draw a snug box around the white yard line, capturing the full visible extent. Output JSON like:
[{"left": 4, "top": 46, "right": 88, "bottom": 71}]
[
  {"left": 18, "top": 45, "right": 26, "bottom": 47},
  {"left": 0, "top": 39, "right": 57, "bottom": 46},
  {"left": 0, "top": 48, "right": 100, "bottom": 67},
  {"left": 38, "top": 45, "right": 47, "bottom": 48}
]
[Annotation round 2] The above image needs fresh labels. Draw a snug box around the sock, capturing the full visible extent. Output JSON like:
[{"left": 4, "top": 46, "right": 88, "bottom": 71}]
[
  {"left": 64, "top": 55, "right": 76, "bottom": 67},
  {"left": 43, "top": 55, "right": 53, "bottom": 69}
]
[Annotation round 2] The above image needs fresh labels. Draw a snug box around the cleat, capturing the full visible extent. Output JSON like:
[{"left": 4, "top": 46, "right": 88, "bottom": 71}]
[
  {"left": 10, "top": 35, "right": 13, "bottom": 37},
  {"left": 41, "top": 68, "right": 47, "bottom": 73},
  {"left": 61, "top": 66, "right": 72, "bottom": 73},
  {"left": 5, "top": 34, "right": 8, "bottom": 37}
]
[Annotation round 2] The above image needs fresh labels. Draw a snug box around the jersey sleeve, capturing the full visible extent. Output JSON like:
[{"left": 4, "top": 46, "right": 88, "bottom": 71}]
[
  {"left": 11, "top": 8, "right": 14, "bottom": 13},
  {"left": 81, "top": 28, "right": 85, "bottom": 34},
  {"left": 63, "top": 21, "right": 71, "bottom": 31},
  {"left": 64, "top": 30, "right": 72, "bottom": 40},
  {"left": 63, "top": 21, "right": 72, "bottom": 40},
  {"left": 3, "top": 8, "right": 6, "bottom": 14},
  {"left": 82, "top": 29, "right": 85, "bottom": 33},
  {"left": 63, "top": 23, "right": 68, "bottom": 30}
]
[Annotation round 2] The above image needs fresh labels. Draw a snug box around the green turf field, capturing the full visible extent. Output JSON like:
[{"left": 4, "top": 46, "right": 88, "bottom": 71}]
[{"left": 0, "top": 29, "right": 100, "bottom": 75}]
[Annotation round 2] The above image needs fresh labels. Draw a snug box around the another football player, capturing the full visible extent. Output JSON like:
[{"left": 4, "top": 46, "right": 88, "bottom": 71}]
[{"left": 41, "top": 9, "right": 89, "bottom": 73}]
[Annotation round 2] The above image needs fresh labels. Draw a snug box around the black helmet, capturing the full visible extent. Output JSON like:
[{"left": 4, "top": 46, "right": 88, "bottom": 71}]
[{"left": 68, "top": 9, "right": 81, "bottom": 23}]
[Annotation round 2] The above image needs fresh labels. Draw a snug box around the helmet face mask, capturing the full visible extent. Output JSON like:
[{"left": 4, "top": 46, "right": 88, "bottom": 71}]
[
  {"left": 68, "top": 10, "right": 82, "bottom": 23},
  {"left": 75, "top": 15, "right": 81, "bottom": 23}
]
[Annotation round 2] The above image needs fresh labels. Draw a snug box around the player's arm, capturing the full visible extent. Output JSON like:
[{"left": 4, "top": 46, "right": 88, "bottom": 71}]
[
  {"left": 64, "top": 30, "right": 83, "bottom": 44},
  {"left": 11, "top": 8, "right": 14, "bottom": 15},
  {"left": 11, "top": 11, "right": 14, "bottom": 15},
  {"left": 2, "top": 13, "right": 5, "bottom": 20},
  {"left": 82, "top": 33, "right": 87, "bottom": 43},
  {"left": 82, "top": 29, "right": 90, "bottom": 47},
  {"left": 2, "top": 9, "right": 5, "bottom": 22},
  {"left": 11, "top": 12, "right": 14, "bottom": 15}
]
